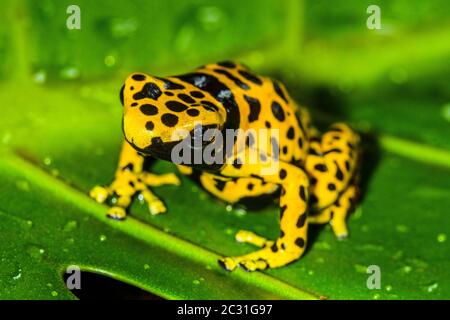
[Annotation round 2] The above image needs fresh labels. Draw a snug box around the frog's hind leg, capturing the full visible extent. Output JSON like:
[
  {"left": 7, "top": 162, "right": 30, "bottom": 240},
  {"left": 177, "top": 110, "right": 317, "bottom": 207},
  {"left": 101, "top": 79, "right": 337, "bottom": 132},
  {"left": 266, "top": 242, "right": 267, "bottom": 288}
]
[
  {"left": 235, "top": 230, "right": 274, "bottom": 248},
  {"left": 305, "top": 123, "right": 360, "bottom": 237},
  {"left": 218, "top": 160, "right": 310, "bottom": 272},
  {"left": 309, "top": 183, "right": 358, "bottom": 239},
  {"left": 305, "top": 123, "right": 360, "bottom": 210}
]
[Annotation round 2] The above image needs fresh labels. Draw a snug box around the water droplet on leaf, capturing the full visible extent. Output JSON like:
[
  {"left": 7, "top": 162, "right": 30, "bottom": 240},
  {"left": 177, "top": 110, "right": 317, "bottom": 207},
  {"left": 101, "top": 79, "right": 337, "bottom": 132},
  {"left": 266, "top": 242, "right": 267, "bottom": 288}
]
[
  {"left": 395, "top": 224, "right": 409, "bottom": 233},
  {"left": 423, "top": 282, "right": 438, "bottom": 293},
  {"left": 437, "top": 233, "right": 446, "bottom": 243},
  {"left": 60, "top": 66, "right": 80, "bottom": 80},
  {"left": 34, "top": 70, "right": 47, "bottom": 84},
  {"left": 26, "top": 245, "right": 46, "bottom": 261},
  {"left": 63, "top": 220, "right": 78, "bottom": 232},
  {"left": 441, "top": 103, "right": 450, "bottom": 123},
  {"left": 43, "top": 157, "right": 52, "bottom": 166}
]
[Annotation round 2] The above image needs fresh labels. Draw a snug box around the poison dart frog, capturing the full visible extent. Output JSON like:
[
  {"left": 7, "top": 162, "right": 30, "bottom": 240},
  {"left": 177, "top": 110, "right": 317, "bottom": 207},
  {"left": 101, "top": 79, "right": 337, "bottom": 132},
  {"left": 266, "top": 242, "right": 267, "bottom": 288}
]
[{"left": 90, "top": 61, "right": 361, "bottom": 271}]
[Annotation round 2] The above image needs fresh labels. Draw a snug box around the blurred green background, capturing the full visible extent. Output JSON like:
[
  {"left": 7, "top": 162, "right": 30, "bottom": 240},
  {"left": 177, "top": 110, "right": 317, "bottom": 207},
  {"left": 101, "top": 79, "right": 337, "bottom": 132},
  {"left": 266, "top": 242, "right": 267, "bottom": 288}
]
[{"left": 0, "top": 0, "right": 449, "bottom": 299}]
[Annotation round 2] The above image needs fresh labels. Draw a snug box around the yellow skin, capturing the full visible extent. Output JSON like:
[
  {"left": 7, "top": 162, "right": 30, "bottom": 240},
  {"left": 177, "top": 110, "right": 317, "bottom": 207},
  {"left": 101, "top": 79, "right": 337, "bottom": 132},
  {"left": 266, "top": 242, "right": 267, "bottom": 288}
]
[{"left": 90, "top": 61, "right": 360, "bottom": 272}]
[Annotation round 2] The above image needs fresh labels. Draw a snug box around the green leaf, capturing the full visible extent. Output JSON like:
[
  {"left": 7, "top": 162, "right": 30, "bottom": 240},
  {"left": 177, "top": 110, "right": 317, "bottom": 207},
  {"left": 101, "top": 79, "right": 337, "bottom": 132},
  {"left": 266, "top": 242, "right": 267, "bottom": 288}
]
[{"left": 1, "top": 0, "right": 449, "bottom": 300}]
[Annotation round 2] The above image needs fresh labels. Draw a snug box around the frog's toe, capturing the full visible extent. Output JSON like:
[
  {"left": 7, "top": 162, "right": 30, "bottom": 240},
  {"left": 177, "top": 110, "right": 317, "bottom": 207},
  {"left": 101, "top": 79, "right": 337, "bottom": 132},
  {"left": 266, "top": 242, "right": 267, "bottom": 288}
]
[
  {"left": 218, "top": 255, "right": 268, "bottom": 272},
  {"left": 89, "top": 185, "right": 109, "bottom": 203},
  {"left": 336, "top": 232, "right": 349, "bottom": 241},
  {"left": 235, "top": 230, "right": 272, "bottom": 248},
  {"left": 218, "top": 257, "right": 238, "bottom": 271},
  {"left": 163, "top": 173, "right": 181, "bottom": 186},
  {"left": 239, "top": 259, "right": 268, "bottom": 272},
  {"left": 107, "top": 206, "right": 127, "bottom": 220},
  {"left": 141, "top": 172, "right": 181, "bottom": 187},
  {"left": 148, "top": 198, "right": 167, "bottom": 215}
]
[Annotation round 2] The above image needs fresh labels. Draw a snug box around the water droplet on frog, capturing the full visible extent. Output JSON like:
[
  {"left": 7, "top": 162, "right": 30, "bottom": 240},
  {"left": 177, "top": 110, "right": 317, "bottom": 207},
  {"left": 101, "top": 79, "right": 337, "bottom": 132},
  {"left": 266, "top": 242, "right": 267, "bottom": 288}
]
[
  {"left": 224, "top": 228, "right": 234, "bottom": 235},
  {"left": 43, "top": 157, "right": 52, "bottom": 166},
  {"left": 144, "top": 264, "right": 150, "bottom": 270},
  {"left": 437, "top": 233, "right": 447, "bottom": 243},
  {"left": 137, "top": 193, "right": 145, "bottom": 203},
  {"left": 99, "top": 235, "right": 107, "bottom": 242},
  {"left": 307, "top": 270, "right": 314, "bottom": 276},
  {"left": 225, "top": 205, "right": 233, "bottom": 212},
  {"left": 33, "top": 70, "right": 47, "bottom": 84},
  {"left": 63, "top": 220, "right": 78, "bottom": 232},
  {"left": 60, "top": 66, "right": 80, "bottom": 80},
  {"left": 104, "top": 54, "right": 117, "bottom": 67},
  {"left": 51, "top": 291, "right": 58, "bottom": 297},
  {"left": 193, "top": 279, "right": 200, "bottom": 285},
  {"left": 46, "top": 283, "right": 53, "bottom": 288},
  {"left": 441, "top": 103, "right": 450, "bottom": 123},
  {"left": 385, "top": 285, "right": 393, "bottom": 292},
  {"left": 26, "top": 245, "right": 46, "bottom": 261},
  {"left": 372, "top": 293, "right": 381, "bottom": 300}
]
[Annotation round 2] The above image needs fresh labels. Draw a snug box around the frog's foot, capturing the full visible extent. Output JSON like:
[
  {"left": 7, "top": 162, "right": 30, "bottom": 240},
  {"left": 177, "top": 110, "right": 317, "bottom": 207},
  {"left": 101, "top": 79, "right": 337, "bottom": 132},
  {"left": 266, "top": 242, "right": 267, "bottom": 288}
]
[
  {"left": 235, "top": 230, "right": 273, "bottom": 248},
  {"left": 219, "top": 246, "right": 300, "bottom": 272},
  {"left": 89, "top": 171, "right": 180, "bottom": 218},
  {"left": 139, "top": 188, "right": 167, "bottom": 216},
  {"left": 90, "top": 185, "right": 110, "bottom": 204},
  {"left": 107, "top": 206, "right": 127, "bottom": 220},
  {"left": 219, "top": 230, "right": 300, "bottom": 272},
  {"left": 140, "top": 172, "right": 181, "bottom": 187}
]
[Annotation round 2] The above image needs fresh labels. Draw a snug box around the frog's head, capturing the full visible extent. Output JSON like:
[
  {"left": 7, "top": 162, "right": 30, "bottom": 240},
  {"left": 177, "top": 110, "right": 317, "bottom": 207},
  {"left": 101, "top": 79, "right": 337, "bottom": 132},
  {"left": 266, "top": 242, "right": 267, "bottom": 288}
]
[{"left": 121, "top": 73, "right": 226, "bottom": 163}]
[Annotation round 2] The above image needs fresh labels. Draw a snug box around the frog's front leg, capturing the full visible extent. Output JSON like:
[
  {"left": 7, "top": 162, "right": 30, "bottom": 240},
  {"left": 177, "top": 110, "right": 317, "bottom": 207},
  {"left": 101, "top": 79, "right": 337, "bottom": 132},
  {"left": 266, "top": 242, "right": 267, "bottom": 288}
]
[
  {"left": 90, "top": 141, "right": 180, "bottom": 219},
  {"left": 218, "top": 160, "right": 309, "bottom": 271}
]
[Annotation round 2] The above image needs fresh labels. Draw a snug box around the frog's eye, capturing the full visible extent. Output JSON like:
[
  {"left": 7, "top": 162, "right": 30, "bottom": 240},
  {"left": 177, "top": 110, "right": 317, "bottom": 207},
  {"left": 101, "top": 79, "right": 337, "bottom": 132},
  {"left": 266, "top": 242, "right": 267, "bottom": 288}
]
[{"left": 120, "top": 84, "right": 125, "bottom": 106}]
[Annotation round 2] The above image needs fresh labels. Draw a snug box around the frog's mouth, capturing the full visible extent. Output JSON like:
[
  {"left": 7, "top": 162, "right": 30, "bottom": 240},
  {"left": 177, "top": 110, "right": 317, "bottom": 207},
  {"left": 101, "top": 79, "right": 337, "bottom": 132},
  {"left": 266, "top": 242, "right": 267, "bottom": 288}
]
[{"left": 128, "top": 124, "right": 224, "bottom": 166}]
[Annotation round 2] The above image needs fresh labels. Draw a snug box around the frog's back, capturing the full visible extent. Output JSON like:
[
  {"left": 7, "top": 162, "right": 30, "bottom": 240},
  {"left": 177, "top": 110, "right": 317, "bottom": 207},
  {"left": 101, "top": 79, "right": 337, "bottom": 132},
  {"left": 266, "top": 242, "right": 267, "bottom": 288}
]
[{"left": 166, "top": 61, "right": 310, "bottom": 165}]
